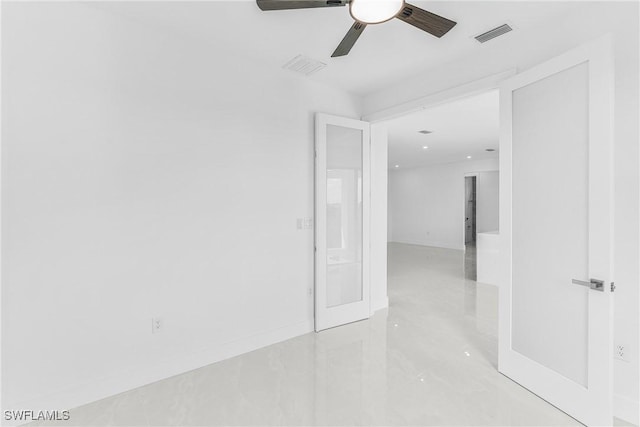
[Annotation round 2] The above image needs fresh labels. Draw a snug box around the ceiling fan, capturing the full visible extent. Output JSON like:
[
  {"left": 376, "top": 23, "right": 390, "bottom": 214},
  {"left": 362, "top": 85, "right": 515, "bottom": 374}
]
[{"left": 256, "top": 0, "right": 457, "bottom": 57}]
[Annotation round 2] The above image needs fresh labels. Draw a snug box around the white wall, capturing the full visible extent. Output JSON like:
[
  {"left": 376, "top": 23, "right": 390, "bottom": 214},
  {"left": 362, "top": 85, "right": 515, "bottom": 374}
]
[
  {"left": 369, "top": 2, "right": 639, "bottom": 422},
  {"left": 476, "top": 171, "right": 499, "bottom": 233},
  {"left": 370, "top": 124, "right": 389, "bottom": 312},
  {"left": 388, "top": 158, "right": 498, "bottom": 250},
  {"left": 1, "top": 2, "right": 363, "bottom": 412}
]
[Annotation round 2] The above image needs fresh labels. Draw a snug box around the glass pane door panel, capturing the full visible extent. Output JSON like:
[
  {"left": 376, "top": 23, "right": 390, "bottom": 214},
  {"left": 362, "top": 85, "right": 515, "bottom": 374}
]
[
  {"left": 511, "top": 62, "right": 589, "bottom": 386},
  {"left": 326, "top": 124, "right": 363, "bottom": 308}
]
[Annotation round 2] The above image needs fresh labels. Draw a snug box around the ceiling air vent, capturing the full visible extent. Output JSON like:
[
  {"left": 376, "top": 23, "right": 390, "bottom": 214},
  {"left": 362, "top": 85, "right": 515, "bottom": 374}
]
[
  {"left": 474, "top": 24, "right": 513, "bottom": 43},
  {"left": 282, "top": 55, "right": 327, "bottom": 76},
  {"left": 418, "top": 130, "right": 433, "bottom": 134}
]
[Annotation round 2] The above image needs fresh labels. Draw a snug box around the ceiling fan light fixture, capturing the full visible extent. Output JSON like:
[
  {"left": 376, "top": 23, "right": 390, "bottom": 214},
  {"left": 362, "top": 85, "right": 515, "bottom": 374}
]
[{"left": 349, "top": 0, "right": 405, "bottom": 24}]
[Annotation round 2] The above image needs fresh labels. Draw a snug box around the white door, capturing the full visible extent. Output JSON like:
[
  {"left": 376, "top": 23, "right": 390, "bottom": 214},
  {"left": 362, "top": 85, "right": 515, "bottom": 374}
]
[
  {"left": 315, "top": 113, "right": 370, "bottom": 332},
  {"left": 499, "top": 37, "right": 614, "bottom": 426}
]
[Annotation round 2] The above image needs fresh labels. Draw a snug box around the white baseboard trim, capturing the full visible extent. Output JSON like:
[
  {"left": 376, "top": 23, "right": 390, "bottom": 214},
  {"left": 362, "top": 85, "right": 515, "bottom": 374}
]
[
  {"left": 615, "top": 393, "right": 639, "bottom": 426},
  {"left": 5, "top": 319, "right": 314, "bottom": 425},
  {"left": 388, "top": 240, "right": 464, "bottom": 251},
  {"left": 371, "top": 296, "right": 390, "bottom": 313}
]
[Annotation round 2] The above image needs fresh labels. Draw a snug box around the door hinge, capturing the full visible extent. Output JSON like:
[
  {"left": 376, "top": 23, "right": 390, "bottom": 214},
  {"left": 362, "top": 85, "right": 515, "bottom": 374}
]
[{"left": 611, "top": 282, "right": 616, "bottom": 292}]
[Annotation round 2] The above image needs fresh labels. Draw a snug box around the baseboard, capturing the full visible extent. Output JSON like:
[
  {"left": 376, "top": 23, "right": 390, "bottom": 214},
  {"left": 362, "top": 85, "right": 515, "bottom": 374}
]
[
  {"left": 4, "top": 319, "right": 314, "bottom": 426},
  {"left": 388, "top": 240, "right": 464, "bottom": 251},
  {"left": 371, "top": 296, "right": 389, "bottom": 313},
  {"left": 615, "top": 393, "right": 639, "bottom": 426}
]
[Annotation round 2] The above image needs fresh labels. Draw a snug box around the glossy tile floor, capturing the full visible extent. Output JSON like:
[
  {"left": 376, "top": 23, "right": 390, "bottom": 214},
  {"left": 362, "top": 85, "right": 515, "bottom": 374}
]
[{"left": 32, "top": 243, "right": 588, "bottom": 426}]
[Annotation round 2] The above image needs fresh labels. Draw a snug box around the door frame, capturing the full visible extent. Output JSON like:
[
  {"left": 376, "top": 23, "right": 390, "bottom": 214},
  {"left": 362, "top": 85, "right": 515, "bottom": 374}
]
[
  {"left": 498, "top": 35, "right": 614, "bottom": 426},
  {"left": 362, "top": 69, "right": 516, "bottom": 124}
]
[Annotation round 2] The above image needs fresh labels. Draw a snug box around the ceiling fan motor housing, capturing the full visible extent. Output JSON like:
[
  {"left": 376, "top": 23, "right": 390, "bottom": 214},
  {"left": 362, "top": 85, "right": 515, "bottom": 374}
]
[{"left": 349, "top": 0, "right": 406, "bottom": 25}]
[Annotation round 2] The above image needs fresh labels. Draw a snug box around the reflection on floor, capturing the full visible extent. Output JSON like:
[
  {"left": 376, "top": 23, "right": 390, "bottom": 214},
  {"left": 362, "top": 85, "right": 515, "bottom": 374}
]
[
  {"left": 31, "top": 243, "right": 586, "bottom": 426},
  {"left": 464, "top": 241, "right": 477, "bottom": 281}
]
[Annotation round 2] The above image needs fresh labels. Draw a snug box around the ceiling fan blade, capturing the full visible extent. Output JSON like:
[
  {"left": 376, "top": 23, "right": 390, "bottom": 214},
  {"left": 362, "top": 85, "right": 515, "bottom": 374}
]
[
  {"left": 331, "top": 21, "right": 367, "bottom": 58},
  {"left": 395, "top": 3, "right": 456, "bottom": 38},
  {"left": 256, "top": 0, "right": 347, "bottom": 11}
]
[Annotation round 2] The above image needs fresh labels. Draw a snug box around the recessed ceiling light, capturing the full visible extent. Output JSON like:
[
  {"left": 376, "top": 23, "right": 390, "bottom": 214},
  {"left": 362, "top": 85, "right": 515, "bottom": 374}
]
[
  {"left": 486, "top": 148, "right": 496, "bottom": 152},
  {"left": 418, "top": 130, "right": 433, "bottom": 134},
  {"left": 422, "top": 146, "right": 429, "bottom": 150},
  {"left": 394, "top": 164, "right": 400, "bottom": 168},
  {"left": 467, "top": 156, "right": 472, "bottom": 159}
]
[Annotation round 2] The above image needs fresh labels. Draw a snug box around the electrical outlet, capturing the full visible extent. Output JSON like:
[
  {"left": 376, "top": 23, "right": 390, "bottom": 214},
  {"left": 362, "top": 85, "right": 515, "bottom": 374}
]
[
  {"left": 308, "top": 287, "right": 313, "bottom": 296},
  {"left": 152, "top": 317, "right": 163, "bottom": 334},
  {"left": 615, "top": 344, "right": 629, "bottom": 362}
]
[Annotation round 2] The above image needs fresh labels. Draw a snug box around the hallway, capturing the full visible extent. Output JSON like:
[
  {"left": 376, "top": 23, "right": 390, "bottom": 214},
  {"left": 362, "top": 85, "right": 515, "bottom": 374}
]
[{"left": 33, "top": 244, "right": 580, "bottom": 426}]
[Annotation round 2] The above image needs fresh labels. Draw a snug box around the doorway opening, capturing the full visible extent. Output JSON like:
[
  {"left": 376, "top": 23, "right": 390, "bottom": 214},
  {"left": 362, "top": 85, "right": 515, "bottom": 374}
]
[
  {"left": 383, "top": 88, "right": 500, "bottom": 279},
  {"left": 382, "top": 87, "right": 501, "bottom": 370},
  {"left": 464, "top": 175, "right": 477, "bottom": 280},
  {"left": 381, "top": 88, "right": 502, "bottom": 375},
  {"left": 464, "top": 175, "right": 477, "bottom": 247}
]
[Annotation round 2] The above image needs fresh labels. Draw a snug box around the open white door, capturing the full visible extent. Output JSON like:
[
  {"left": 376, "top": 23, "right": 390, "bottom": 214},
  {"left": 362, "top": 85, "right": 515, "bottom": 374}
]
[
  {"left": 499, "top": 37, "right": 614, "bottom": 426},
  {"left": 315, "top": 113, "right": 370, "bottom": 332}
]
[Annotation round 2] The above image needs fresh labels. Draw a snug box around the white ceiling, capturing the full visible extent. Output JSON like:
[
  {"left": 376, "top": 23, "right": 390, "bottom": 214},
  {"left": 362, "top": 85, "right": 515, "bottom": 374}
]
[
  {"left": 90, "top": 1, "right": 581, "bottom": 95},
  {"left": 386, "top": 90, "right": 499, "bottom": 169}
]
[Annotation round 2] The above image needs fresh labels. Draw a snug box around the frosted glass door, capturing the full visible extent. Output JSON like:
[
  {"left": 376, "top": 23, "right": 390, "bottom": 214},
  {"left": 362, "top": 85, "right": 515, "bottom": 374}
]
[
  {"left": 498, "top": 37, "right": 614, "bottom": 426},
  {"left": 315, "top": 114, "right": 370, "bottom": 331},
  {"left": 511, "top": 62, "right": 590, "bottom": 387}
]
